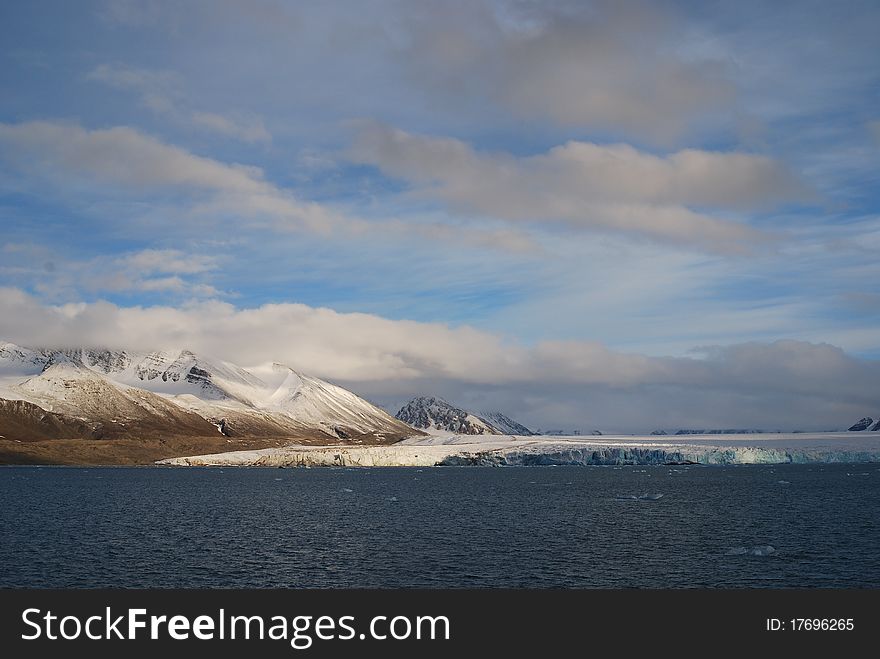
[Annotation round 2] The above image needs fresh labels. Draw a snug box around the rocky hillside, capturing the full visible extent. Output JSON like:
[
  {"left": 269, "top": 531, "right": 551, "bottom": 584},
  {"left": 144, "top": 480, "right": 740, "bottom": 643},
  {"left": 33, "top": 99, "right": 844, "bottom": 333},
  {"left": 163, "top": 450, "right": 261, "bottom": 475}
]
[
  {"left": 849, "top": 417, "right": 880, "bottom": 431},
  {"left": 395, "top": 396, "right": 534, "bottom": 435}
]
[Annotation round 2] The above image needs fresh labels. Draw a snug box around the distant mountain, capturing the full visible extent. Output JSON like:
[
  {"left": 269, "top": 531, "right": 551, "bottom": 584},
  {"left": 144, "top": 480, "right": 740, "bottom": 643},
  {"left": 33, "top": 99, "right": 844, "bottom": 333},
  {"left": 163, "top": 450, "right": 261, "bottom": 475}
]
[
  {"left": 673, "top": 429, "right": 768, "bottom": 435},
  {"left": 0, "top": 342, "right": 419, "bottom": 463},
  {"left": 395, "top": 396, "right": 535, "bottom": 435},
  {"left": 537, "top": 429, "right": 602, "bottom": 436},
  {"left": 848, "top": 417, "right": 880, "bottom": 431}
]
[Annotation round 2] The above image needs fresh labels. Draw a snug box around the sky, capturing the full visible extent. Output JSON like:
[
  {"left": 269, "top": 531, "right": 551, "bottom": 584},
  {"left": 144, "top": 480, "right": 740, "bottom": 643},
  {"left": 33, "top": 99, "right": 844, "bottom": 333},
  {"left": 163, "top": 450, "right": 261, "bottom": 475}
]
[{"left": 1, "top": 0, "right": 879, "bottom": 431}]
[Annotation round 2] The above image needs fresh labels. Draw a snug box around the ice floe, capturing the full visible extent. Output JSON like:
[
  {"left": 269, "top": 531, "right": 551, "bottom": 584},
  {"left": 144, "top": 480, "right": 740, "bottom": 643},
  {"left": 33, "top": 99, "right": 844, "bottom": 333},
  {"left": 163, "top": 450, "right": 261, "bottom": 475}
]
[{"left": 726, "top": 545, "right": 776, "bottom": 556}]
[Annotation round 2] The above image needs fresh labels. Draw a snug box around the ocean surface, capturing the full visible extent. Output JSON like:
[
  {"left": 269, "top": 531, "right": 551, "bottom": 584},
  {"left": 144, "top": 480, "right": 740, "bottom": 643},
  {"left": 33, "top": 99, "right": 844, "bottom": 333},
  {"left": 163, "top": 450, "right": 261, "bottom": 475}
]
[{"left": 1, "top": 464, "right": 879, "bottom": 588}]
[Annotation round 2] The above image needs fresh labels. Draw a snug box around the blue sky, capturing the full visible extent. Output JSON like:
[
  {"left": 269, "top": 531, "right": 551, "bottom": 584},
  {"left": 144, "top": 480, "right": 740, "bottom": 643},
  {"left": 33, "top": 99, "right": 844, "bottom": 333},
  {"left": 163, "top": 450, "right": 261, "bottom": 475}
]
[{"left": 1, "top": 0, "right": 879, "bottom": 430}]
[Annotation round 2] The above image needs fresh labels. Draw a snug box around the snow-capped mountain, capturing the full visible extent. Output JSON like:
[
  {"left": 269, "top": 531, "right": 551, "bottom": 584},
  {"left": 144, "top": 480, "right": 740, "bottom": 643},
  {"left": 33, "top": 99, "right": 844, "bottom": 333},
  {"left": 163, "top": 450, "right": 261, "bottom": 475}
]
[
  {"left": 848, "top": 417, "right": 880, "bottom": 431},
  {"left": 394, "top": 396, "right": 534, "bottom": 435},
  {"left": 0, "top": 342, "right": 418, "bottom": 445},
  {"left": 0, "top": 342, "right": 45, "bottom": 378}
]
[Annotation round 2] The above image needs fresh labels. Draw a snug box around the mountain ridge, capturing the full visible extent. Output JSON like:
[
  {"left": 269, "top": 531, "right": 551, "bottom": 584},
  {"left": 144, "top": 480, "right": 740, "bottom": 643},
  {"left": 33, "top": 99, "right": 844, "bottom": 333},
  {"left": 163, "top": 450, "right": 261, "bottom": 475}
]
[{"left": 0, "top": 342, "right": 420, "bottom": 464}]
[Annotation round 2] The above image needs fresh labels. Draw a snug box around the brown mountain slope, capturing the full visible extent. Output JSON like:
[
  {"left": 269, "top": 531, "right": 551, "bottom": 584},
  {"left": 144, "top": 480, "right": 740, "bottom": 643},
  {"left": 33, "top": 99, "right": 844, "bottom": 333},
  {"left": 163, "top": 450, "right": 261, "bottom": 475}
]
[{"left": 0, "top": 398, "right": 101, "bottom": 441}]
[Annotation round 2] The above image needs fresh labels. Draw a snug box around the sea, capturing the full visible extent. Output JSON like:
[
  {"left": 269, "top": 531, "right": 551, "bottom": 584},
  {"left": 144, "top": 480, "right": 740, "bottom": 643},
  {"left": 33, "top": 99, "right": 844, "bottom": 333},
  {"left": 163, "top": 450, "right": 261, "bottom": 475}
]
[{"left": 1, "top": 464, "right": 878, "bottom": 588}]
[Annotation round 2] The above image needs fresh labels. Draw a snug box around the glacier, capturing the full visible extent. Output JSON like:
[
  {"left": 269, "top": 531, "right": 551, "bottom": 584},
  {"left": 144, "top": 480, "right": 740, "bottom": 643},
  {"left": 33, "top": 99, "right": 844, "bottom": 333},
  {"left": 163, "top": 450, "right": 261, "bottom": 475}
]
[{"left": 158, "top": 432, "right": 880, "bottom": 467}]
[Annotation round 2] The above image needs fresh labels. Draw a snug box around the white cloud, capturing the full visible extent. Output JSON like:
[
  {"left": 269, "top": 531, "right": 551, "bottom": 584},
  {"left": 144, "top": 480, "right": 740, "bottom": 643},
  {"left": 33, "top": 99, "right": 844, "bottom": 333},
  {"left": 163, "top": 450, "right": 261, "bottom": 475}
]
[
  {"left": 349, "top": 123, "right": 810, "bottom": 251},
  {"left": 0, "top": 120, "right": 540, "bottom": 253},
  {"left": 0, "top": 287, "right": 876, "bottom": 431},
  {"left": 88, "top": 63, "right": 272, "bottom": 144},
  {"left": 0, "top": 120, "right": 337, "bottom": 231},
  {"left": 0, "top": 120, "right": 267, "bottom": 193}
]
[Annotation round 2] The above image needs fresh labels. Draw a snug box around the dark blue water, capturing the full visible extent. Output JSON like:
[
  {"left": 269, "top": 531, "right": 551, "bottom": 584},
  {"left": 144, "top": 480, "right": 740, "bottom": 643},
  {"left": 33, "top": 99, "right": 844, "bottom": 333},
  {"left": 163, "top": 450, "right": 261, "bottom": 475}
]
[{"left": 1, "top": 464, "right": 879, "bottom": 588}]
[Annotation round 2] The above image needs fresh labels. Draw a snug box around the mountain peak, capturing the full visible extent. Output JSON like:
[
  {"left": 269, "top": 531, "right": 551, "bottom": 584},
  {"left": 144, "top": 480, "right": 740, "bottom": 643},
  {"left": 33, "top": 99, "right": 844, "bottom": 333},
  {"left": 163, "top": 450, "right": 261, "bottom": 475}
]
[{"left": 395, "top": 396, "right": 534, "bottom": 435}]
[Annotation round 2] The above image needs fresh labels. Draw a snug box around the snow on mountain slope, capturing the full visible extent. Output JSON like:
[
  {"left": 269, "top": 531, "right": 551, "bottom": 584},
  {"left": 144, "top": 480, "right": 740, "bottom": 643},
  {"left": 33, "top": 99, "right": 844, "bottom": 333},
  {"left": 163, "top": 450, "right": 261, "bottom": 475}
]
[
  {"left": 9, "top": 361, "right": 217, "bottom": 438},
  {"left": 265, "top": 366, "right": 415, "bottom": 437},
  {"left": 0, "top": 341, "right": 419, "bottom": 443},
  {"left": 65, "top": 348, "right": 267, "bottom": 404},
  {"left": 396, "top": 396, "right": 506, "bottom": 435},
  {"left": 0, "top": 342, "right": 46, "bottom": 374},
  {"left": 479, "top": 411, "right": 536, "bottom": 436},
  {"left": 0, "top": 343, "right": 48, "bottom": 397}
]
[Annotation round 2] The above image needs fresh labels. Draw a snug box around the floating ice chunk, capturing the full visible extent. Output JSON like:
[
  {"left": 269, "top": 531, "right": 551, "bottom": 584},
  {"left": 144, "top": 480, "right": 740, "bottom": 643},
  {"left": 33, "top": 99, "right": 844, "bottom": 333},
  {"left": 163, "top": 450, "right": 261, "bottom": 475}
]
[
  {"left": 389, "top": 496, "right": 398, "bottom": 502},
  {"left": 726, "top": 545, "right": 776, "bottom": 556},
  {"left": 638, "top": 493, "right": 664, "bottom": 500}
]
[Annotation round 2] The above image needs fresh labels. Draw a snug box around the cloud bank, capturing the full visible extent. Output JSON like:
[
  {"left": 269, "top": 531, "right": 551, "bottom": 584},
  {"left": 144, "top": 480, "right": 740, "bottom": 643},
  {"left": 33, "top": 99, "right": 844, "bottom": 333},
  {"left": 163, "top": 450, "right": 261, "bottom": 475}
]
[
  {"left": 394, "top": 0, "right": 735, "bottom": 142},
  {"left": 1, "top": 287, "right": 875, "bottom": 431}
]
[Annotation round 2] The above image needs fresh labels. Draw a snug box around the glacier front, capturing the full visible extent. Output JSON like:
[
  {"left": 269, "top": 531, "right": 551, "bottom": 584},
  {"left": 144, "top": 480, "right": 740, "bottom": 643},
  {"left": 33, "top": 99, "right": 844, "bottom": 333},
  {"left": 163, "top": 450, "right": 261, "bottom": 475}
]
[{"left": 158, "top": 432, "right": 880, "bottom": 467}]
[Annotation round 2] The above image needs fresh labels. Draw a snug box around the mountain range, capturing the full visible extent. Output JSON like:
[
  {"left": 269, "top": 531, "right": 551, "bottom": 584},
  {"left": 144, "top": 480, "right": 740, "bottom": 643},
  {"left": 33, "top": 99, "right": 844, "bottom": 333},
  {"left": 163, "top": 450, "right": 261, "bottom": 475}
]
[
  {"left": 0, "top": 342, "right": 419, "bottom": 464},
  {"left": 394, "top": 396, "right": 535, "bottom": 435},
  {"left": 3, "top": 339, "right": 873, "bottom": 465}
]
